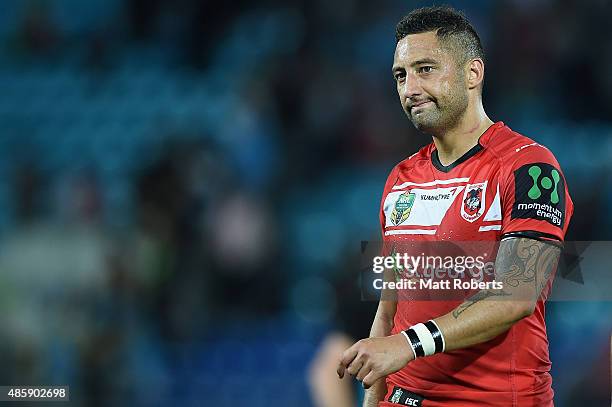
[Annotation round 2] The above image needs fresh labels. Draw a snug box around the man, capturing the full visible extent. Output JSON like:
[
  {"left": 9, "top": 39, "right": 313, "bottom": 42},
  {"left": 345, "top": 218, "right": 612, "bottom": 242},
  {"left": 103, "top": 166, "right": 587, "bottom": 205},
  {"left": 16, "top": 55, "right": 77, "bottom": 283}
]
[{"left": 337, "top": 6, "right": 573, "bottom": 407}]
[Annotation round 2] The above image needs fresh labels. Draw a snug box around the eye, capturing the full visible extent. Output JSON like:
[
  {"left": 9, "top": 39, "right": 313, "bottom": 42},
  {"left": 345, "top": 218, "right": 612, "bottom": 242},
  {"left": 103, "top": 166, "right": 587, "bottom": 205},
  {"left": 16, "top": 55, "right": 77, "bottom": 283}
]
[
  {"left": 418, "top": 66, "right": 433, "bottom": 74},
  {"left": 394, "top": 71, "right": 406, "bottom": 82}
]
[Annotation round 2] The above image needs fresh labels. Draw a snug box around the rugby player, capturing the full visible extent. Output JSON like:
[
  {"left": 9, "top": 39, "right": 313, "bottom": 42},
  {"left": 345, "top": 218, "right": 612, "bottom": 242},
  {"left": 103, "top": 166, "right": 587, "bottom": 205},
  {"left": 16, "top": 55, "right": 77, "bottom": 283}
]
[{"left": 336, "top": 6, "right": 573, "bottom": 406}]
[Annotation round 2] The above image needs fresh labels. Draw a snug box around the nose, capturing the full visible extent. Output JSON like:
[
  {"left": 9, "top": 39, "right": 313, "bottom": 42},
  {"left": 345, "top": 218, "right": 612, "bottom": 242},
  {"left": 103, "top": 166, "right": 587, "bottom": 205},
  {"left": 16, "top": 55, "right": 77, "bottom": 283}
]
[{"left": 401, "top": 71, "right": 422, "bottom": 100}]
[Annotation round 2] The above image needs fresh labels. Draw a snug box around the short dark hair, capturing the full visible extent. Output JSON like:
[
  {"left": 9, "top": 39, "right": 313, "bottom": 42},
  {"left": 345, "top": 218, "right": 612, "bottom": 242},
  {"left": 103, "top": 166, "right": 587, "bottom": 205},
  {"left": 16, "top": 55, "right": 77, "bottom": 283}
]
[{"left": 395, "top": 6, "right": 484, "bottom": 63}]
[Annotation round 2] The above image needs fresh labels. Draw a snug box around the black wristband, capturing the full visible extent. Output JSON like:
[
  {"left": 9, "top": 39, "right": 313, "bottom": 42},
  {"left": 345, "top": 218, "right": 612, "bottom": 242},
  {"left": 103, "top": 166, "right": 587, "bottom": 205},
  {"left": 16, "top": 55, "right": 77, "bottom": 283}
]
[
  {"left": 405, "top": 328, "right": 425, "bottom": 358},
  {"left": 424, "top": 320, "right": 444, "bottom": 354}
]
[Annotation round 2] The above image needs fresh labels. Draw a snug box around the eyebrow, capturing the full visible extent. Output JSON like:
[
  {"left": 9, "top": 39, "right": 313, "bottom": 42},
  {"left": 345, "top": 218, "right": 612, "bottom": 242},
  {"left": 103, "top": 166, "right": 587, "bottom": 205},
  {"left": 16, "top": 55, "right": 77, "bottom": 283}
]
[{"left": 392, "top": 58, "right": 439, "bottom": 73}]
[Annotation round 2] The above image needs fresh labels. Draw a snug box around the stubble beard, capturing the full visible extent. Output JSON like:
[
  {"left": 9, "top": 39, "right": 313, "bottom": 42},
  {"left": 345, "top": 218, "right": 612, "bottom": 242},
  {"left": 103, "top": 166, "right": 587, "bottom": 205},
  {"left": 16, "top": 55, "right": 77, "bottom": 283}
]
[
  {"left": 407, "top": 100, "right": 443, "bottom": 133},
  {"left": 406, "top": 82, "right": 469, "bottom": 135}
]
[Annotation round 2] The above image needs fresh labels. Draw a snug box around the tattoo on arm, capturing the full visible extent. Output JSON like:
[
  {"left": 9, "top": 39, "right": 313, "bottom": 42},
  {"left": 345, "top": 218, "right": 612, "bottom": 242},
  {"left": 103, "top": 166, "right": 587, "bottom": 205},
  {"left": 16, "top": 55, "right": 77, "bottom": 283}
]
[
  {"left": 452, "top": 290, "right": 510, "bottom": 319},
  {"left": 451, "top": 237, "right": 560, "bottom": 320},
  {"left": 495, "top": 238, "right": 560, "bottom": 292}
]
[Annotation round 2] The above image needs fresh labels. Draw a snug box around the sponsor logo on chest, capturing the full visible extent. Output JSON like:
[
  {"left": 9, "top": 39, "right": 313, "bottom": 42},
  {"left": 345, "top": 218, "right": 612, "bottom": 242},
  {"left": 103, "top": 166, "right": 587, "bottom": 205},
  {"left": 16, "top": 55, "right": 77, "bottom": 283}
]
[
  {"left": 384, "top": 185, "right": 464, "bottom": 228},
  {"left": 384, "top": 179, "right": 499, "bottom": 234}
]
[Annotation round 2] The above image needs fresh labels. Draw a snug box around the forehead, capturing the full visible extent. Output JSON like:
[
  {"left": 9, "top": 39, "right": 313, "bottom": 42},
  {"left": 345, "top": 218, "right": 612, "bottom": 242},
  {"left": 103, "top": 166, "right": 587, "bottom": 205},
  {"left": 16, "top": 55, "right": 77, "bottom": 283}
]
[{"left": 393, "top": 31, "right": 448, "bottom": 65}]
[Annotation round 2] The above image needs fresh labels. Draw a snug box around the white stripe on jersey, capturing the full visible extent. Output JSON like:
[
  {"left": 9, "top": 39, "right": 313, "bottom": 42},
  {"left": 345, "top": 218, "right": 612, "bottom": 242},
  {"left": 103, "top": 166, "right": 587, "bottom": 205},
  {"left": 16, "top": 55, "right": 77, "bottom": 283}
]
[
  {"left": 478, "top": 225, "right": 501, "bottom": 231},
  {"left": 392, "top": 177, "right": 470, "bottom": 190},
  {"left": 385, "top": 229, "right": 437, "bottom": 236}
]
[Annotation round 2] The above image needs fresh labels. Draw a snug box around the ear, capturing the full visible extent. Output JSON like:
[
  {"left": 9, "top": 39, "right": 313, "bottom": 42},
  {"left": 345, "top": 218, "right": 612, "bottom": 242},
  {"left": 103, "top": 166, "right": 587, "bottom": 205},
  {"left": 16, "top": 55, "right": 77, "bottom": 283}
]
[{"left": 467, "top": 58, "right": 485, "bottom": 90}]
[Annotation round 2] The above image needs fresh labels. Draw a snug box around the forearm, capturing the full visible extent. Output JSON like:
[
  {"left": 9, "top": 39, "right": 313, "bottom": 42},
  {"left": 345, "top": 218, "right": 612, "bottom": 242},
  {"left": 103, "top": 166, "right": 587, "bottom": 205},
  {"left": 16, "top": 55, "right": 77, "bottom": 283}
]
[
  {"left": 428, "top": 238, "right": 559, "bottom": 353},
  {"left": 433, "top": 292, "right": 531, "bottom": 351},
  {"left": 369, "top": 302, "right": 395, "bottom": 338}
]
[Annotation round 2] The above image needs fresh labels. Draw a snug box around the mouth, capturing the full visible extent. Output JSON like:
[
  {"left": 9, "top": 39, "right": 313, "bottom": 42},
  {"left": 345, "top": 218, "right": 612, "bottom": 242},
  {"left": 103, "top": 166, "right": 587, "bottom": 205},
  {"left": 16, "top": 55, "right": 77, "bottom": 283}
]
[{"left": 410, "top": 100, "right": 433, "bottom": 111}]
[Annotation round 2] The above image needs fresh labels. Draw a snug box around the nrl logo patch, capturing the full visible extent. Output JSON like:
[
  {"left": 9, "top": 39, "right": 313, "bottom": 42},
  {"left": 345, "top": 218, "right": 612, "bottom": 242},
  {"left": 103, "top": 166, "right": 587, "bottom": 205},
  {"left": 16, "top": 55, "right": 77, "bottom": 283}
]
[
  {"left": 391, "top": 191, "right": 416, "bottom": 226},
  {"left": 461, "top": 181, "right": 487, "bottom": 222},
  {"left": 390, "top": 388, "right": 403, "bottom": 403}
]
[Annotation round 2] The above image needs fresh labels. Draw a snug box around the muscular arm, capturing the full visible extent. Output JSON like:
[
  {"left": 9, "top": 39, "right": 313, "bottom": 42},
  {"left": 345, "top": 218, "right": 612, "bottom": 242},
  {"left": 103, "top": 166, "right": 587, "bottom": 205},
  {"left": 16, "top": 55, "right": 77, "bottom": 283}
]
[{"left": 434, "top": 237, "right": 560, "bottom": 351}]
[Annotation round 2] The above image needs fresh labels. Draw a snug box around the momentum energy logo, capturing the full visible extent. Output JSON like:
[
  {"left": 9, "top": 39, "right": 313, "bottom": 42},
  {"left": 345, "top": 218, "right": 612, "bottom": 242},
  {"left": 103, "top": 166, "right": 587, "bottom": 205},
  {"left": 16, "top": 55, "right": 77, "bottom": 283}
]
[{"left": 512, "top": 163, "right": 565, "bottom": 227}]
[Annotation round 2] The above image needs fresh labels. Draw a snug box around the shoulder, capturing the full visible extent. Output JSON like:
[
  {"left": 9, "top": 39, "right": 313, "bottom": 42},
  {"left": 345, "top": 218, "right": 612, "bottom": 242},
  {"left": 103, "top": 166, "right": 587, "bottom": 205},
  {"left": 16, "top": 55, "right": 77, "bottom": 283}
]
[{"left": 485, "top": 124, "right": 561, "bottom": 170}]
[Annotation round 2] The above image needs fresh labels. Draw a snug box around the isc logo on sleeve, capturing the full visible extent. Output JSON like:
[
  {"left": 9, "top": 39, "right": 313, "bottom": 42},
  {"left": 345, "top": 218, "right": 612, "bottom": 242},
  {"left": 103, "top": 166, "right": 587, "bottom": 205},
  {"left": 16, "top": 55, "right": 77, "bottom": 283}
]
[{"left": 387, "top": 386, "right": 425, "bottom": 406}]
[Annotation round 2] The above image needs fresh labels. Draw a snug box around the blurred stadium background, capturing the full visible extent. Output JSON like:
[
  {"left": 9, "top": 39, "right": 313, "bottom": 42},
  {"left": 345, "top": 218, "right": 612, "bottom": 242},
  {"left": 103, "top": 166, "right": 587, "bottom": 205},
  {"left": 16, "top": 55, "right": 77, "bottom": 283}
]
[{"left": 0, "top": 0, "right": 609, "bottom": 405}]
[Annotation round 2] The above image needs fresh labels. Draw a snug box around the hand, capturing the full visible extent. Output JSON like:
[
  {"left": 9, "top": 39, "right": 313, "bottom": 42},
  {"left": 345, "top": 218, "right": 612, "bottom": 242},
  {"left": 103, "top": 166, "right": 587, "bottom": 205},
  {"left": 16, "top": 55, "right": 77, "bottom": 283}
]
[{"left": 336, "top": 334, "right": 415, "bottom": 389}]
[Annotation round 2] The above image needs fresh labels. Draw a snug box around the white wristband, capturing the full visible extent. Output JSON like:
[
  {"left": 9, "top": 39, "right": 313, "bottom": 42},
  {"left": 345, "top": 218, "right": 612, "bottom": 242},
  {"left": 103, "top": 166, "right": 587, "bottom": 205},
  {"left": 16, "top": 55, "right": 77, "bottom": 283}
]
[{"left": 412, "top": 323, "right": 436, "bottom": 356}]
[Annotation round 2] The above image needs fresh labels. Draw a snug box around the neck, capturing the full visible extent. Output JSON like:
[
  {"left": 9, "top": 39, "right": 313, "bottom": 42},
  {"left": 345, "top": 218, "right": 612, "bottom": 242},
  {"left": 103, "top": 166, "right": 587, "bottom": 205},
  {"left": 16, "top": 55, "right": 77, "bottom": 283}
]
[{"left": 432, "top": 100, "right": 493, "bottom": 166}]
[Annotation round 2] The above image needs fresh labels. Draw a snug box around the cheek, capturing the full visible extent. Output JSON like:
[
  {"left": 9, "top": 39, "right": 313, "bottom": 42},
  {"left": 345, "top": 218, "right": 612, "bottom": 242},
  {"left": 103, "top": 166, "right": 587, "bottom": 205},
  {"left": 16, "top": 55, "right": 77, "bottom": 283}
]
[
  {"left": 437, "top": 73, "right": 454, "bottom": 96},
  {"left": 421, "top": 75, "right": 449, "bottom": 100},
  {"left": 436, "top": 65, "right": 459, "bottom": 95},
  {"left": 438, "top": 74, "right": 463, "bottom": 103}
]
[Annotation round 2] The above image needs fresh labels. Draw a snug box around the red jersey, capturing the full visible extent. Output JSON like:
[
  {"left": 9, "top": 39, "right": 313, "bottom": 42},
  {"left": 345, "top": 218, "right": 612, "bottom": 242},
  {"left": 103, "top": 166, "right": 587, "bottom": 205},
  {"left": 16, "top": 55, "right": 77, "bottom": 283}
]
[{"left": 378, "top": 122, "right": 573, "bottom": 406}]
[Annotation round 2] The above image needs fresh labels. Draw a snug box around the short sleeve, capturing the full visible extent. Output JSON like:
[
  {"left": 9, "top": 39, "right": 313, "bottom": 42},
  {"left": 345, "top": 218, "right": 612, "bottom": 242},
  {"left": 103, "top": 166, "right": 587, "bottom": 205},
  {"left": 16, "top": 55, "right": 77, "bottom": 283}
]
[{"left": 500, "top": 145, "right": 573, "bottom": 242}]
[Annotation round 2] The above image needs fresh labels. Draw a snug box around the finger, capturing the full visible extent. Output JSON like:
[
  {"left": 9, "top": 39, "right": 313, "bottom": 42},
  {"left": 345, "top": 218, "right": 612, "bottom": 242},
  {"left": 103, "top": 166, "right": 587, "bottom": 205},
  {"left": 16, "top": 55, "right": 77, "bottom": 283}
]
[
  {"left": 356, "top": 362, "right": 372, "bottom": 382},
  {"left": 336, "top": 361, "right": 344, "bottom": 379},
  {"left": 337, "top": 345, "right": 359, "bottom": 378},
  {"left": 345, "top": 358, "right": 363, "bottom": 376},
  {"left": 362, "top": 369, "right": 381, "bottom": 389}
]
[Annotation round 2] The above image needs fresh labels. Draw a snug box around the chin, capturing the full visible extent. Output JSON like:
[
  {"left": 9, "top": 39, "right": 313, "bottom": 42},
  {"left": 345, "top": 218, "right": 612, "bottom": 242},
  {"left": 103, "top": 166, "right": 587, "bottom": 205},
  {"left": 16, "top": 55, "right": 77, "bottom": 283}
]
[{"left": 410, "top": 115, "right": 440, "bottom": 134}]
